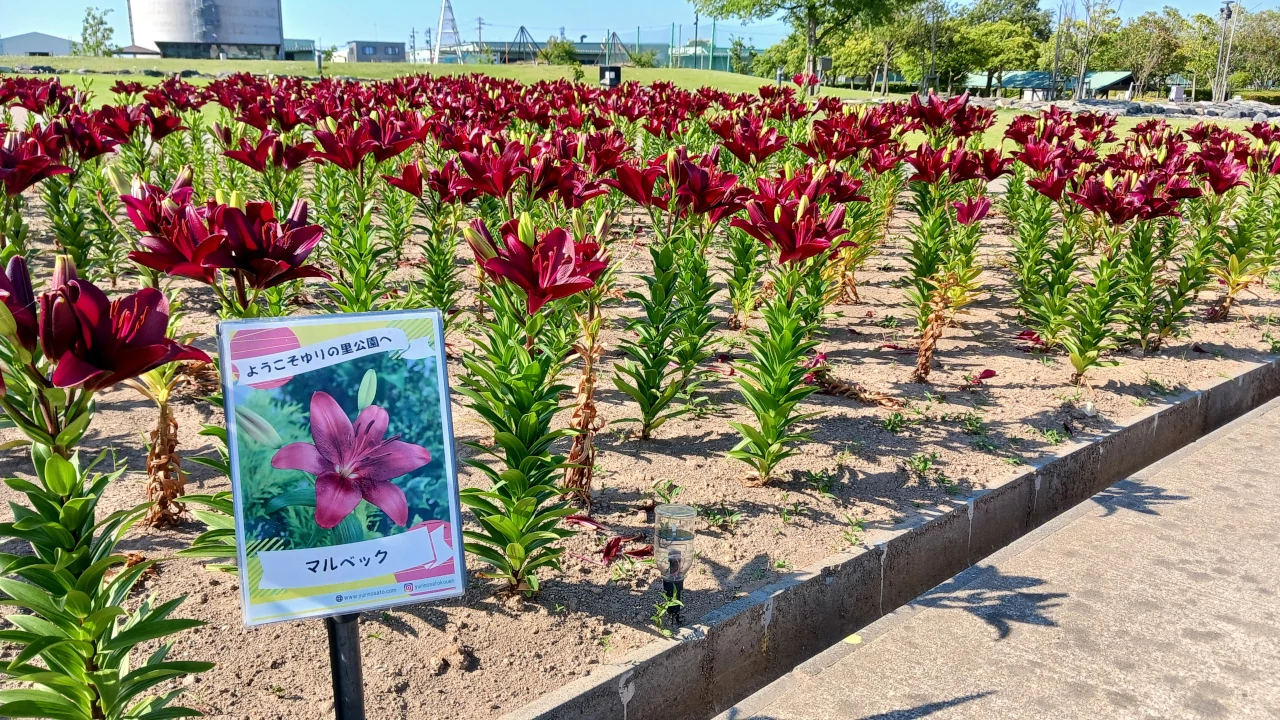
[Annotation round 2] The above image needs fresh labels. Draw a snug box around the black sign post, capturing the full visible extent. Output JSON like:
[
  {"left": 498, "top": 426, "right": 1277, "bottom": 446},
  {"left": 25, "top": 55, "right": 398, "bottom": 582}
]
[{"left": 326, "top": 613, "right": 366, "bottom": 720}]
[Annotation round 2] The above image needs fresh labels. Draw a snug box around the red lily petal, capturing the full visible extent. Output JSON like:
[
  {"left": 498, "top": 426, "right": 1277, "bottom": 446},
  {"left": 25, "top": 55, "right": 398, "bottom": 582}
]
[
  {"left": 308, "top": 391, "right": 354, "bottom": 467},
  {"left": 356, "top": 440, "right": 432, "bottom": 485},
  {"left": 314, "top": 472, "right": 363, "bottom": 529},
  {"left": 272, "top": 442, "right": 328, "bottom": 475},
  {"left": 361, "top": 479, "right": 409, "bottom": 527}
]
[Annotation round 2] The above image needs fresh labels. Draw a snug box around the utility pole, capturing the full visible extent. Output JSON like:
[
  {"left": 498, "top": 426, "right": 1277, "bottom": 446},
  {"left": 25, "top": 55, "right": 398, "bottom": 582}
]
[
  {"left": 1221, "top": 2, "right": 1240, "bottom": 102},
  {"left": 476, "top": 17, "right": 485, "bottom": 49},
  {"left": 928, "top": 1, "right": 938, "bottom": 92},
  {"left": 1050, "top": 2, "right": 1064, "bottom": 101},
  {"left": 409, "top": 28, "right": 416, "bottom": 63},
  {"left": 710, "top": 19, "right": 716, "bottom": 72},
  {"left": 693, "top": 13, "right": 700, "bottom": 70},
  {"left": 670, "top": 23, "right": 675, "bottom": 68},
  {"left": 1213, "top": 2, "right": 1232, "bottom": 102}
]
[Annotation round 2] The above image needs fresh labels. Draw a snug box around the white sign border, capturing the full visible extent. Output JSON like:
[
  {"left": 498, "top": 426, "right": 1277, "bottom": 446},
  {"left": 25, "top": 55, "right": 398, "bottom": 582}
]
[{"left": 217, "top": 308, "right": 467, "bottom": 626}]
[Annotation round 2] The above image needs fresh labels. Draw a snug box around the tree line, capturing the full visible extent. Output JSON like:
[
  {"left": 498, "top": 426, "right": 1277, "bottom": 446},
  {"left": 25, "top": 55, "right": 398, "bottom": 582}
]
[{"left": 701, "top": 0, "right": 1280, "bottom": 100}]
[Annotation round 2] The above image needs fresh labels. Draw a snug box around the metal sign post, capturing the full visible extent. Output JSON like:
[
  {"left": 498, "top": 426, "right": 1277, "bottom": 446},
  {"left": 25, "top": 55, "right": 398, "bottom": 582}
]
[{"left": 326, "top": 613, "right": 365, "bottom": 719}]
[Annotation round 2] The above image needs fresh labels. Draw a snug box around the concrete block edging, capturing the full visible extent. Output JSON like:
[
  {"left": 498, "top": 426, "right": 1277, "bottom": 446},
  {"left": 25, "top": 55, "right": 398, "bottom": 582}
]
[{"left": 501, "top": 357, "right": 1280, "bottom": 720}]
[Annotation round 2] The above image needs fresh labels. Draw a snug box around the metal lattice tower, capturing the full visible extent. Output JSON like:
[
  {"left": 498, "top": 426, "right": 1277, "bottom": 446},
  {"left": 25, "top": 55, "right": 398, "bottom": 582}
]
[
  {"left": 509, "top": 26, "right": 540, "bottom": 63},
  {"left": 433, "top": 0, "right": 464, "bottom": 63}
]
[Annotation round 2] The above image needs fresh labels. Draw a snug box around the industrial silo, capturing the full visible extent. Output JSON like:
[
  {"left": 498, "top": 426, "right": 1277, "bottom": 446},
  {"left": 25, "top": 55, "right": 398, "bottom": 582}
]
[{"left": 127, "top": 0, "right": 284, "bottom": 59}]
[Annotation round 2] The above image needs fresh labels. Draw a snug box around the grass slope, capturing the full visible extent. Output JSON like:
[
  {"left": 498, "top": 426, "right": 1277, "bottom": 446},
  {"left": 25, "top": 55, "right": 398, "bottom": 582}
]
[{"left": 0, "top": 55, "right": 882, "bottom": 98}]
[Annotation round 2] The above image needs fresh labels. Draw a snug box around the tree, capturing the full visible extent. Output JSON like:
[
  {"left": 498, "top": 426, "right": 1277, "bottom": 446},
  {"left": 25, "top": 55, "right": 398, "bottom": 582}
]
[
  {"left": 322, "top": 45, "right": 338, "bottom": 62},
  {"left": 632, "top": 49, "right": 659, "bottom": 68},
  {"left": 538, "top": 37, "right": 579, "bottom": 65},
  {"left": 964, "top": 20, "right": 1039, "bottom": 95},
  {"left": 729, "top": 36, "right": 758, "bottom": 74},
  {"left": 966, "top": 0, "right": 1053, "bottom": 42},
  {"left": 831, "top": 32, "right": 882, "bottom": 89},
  {"left": 72, "top": 6, "right": 115, "bottom": 57},
  {"left": 1113, "top": 9, "right": 1188, "bottom": 96},
  {"left": 1233, "top": 9, "right": 1280, "bottom": 89},
  {"left": 752, "top": 29, "right": 807, "bottom": 77},
  {"left": 694, "top": 0, "right": 898, "bottom": 91},
  {"left": 1057, "top": 0, "right": 1122, "bottom": 99}
]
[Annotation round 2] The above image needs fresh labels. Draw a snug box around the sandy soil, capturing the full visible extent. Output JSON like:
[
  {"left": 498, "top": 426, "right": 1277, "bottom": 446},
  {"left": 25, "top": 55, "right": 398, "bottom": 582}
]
[{"left": 2, "top": 194, "right": 1277, "bottom": 720}]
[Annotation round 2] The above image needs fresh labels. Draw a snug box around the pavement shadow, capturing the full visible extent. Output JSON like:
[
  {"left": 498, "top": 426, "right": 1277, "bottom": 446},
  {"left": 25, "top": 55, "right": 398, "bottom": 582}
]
[
  {"left": 1091, "top": 478, "right": 1190, "bottom": 517},
  {"left": 914, "top": 565, "right": 1066, "bottom": 640},
  {"left": 726, "top": 690, "right": 995, "bottom": 720},
  {"left": 854, "top": 691, "right": 997, "bottom": 719}
]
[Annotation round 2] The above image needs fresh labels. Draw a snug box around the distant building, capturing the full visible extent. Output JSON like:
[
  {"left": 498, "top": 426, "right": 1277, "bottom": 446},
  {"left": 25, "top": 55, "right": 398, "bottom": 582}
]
[
  {"left": 344, "top": 41, "right": 405, "bottom": 63},
  {"left": 0, "top": 32, "right": 74, "bottom": 57},
  {"left": 126, "top": 0, "right": 284, "bottom": 59},
  {"left": 962, "top": 70, "right": 1134, "bottom": 99},
  {"left": 282, "top": 38, "right": 315, "bottom": 62}
]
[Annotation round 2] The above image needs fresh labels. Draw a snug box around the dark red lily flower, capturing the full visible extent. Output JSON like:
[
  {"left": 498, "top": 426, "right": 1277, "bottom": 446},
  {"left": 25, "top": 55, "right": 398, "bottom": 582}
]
[
  {"left": 204, "top": 200, "right": 331, "bottom": 290},
  {"left": 709, "top": 113, "right": 788, "bottom": 166},
  {"left": 120, "top": 171, "right": 196, "bottom": 237},
  {"left": 481, "top": 219, "right": 596, "bottom": 314},
  {"left": 311, "top": 123, "right": 378, "bottom": 172},
  {"left": 0, "top": 134, "right": 72, "bottom": 197},
  {"left": 272, "top": 391, "right": 433, "bottom": 528},
  {"left": 604, "top": 162, "right": 669, "bottom": 210},
  {"left": 667, "top": 148, "right": 749, "bottom": 225},
  {"left": 581, "top": 130, "right": 628, "bottom": 176},
  {"left": 864, "top": 146, "right": 903, "bottom": 175},
  {"left": 574, "top": 239, "right": 611, "bottom": 284},
  {"left": 0, "top": 256, "right": 37, "bottom": 352},
  {"left": 38, "top": 272, "right": 209, "bottom": 391},
  {"left": 731, "top": 196, "right": 848, "bottom": 265},
  {"left": 953, "top": 196, "right": 991, "bottom": 225},
  {"left": 382, "top": 161, "right": 423, "bottom": 198},
  {"left": 457, "top": 141, "right": 530, "bottom": 199},
  {"left": 92, "top": 104, "right": 146, "bottom": 144},
  {"left": 1193, "top": 155, "right": 1248, "bottom": 195},
  {"left": 905, "top": 144, "right": 951, "bottom": 185},
  {"left": 426, "top": 160, "right": 480, "bottom": 205},
  {"left": 60, "top": 113, "right": 121, "bottom": 163},
  {"left": 1015, "top": 139, "right": 1066, "bottom": 173},
  {"left": 975, "top": 148, "right": 1014, "bottom": 181},
  {"left": 1067, "top": 174, "right": 1145, "bottom": 226},
  {"left": 1027, "top": 164, "right": 1072, "bottom": 202},
  {"left": 143, "top": 106, "right": 186, "bottom": 142},
  {"left": 128, "top": 201, "right": 223, "bottom": 284},
  {"left": 224, "top": 132, "right": 274, "bottom": 173}
]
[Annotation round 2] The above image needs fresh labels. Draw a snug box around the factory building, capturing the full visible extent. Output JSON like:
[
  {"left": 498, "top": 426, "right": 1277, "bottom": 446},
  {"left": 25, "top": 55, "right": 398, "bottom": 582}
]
[{"left": 126, "top": 0, "right": 284, "bottom": 59}]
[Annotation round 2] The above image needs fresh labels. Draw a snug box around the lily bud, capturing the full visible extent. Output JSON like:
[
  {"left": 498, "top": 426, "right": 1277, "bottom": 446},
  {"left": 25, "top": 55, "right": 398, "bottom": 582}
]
[
  {"left": 0, "top": 302, "right": 16, "bottom": 339},
  {"left": 517, "top": 212, "right": 537, "bottom": 248},
  {"left": 236, "top": 406, "right": 283, "bottom": 448},
  {"left": 461, "top": 219, "right": 498, "bottom": 262},
  {"left": 797, "top": 194, "right": 811, "bottom": 218},
  {"left": 593, "top": 213, "right": 612, "bottom": 243},
  {"left": 570, "top": 209, "right": 588, "bottom": 241},
  {"left": 325, "top": 116, "right": 338, "bottom": 134},
  {"left": 1102, "top": 169, "right": 1115, "bottom": 190},
  {"left": 171, "top": 165, "right": 194, "bottom": 193},
  {"left": 812, "top": 163, "right": 829, "bottom": 182},
  {"left": 51, "top": 255, "right": 78, "bottom": 291},
  {"left": 105, "top": 164, "right": 131, "bottom": 196}
]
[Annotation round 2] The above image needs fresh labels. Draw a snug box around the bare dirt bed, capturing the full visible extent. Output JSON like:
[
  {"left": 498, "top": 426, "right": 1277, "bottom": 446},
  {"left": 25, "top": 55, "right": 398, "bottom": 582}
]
[{"left": 3, "top": 197, "right": 1277, "bottom": 720}]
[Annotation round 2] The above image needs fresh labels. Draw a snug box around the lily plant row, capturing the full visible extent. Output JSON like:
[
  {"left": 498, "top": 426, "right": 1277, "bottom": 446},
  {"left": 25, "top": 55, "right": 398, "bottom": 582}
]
[{"left": 1, "top": 72, "right": 1279, "bottom": 719}]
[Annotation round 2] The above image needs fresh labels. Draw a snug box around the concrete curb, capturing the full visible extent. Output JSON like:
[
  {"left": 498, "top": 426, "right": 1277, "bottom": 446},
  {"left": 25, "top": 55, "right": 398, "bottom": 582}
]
[{"left": 501, "top": 358, "right": 1280, "bottom": 720}]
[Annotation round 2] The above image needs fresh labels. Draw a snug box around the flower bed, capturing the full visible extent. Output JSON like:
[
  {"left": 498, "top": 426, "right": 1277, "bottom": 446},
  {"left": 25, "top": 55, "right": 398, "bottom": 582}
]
[{"left": 1, "top": 74, "right": 1279, "bottom": 719}]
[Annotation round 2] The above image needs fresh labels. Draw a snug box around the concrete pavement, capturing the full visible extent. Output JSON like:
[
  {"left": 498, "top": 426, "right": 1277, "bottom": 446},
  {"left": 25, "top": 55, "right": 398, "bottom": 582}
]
[{"left": 715, "top": 399, "right": 1280, "bottom": 720}]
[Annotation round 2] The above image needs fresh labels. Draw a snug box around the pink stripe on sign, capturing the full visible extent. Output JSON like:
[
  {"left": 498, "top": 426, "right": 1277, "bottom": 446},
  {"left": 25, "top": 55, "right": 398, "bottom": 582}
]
[{"left": 230, "top": 327, "right": 301, "bottom": 389}]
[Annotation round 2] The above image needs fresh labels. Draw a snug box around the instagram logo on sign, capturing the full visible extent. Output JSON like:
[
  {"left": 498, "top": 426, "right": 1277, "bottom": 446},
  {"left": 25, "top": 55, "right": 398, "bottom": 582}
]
[{"left": 403, "top": 583, "right": 414, "bottom": 593}]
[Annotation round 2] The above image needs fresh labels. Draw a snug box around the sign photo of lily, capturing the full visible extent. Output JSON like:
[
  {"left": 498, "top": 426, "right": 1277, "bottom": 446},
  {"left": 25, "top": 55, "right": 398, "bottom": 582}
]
[{"left": 217, "top": 309, "right": 465, "bottom": 625}]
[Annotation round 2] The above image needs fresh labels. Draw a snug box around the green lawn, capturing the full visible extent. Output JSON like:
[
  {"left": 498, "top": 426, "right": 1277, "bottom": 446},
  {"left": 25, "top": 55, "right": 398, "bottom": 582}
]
[{"left": 1, "top": 55, "right": 884, "bottom": 99}]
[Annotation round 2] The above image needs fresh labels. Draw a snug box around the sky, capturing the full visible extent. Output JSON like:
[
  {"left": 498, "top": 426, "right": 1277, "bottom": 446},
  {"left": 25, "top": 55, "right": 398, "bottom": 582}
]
[{"left": 0, "top": 0, "right": 1244, "bottom": 49}]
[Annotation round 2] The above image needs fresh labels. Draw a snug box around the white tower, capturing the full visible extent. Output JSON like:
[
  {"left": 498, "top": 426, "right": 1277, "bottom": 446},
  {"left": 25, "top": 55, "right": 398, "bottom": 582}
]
[{"left": 433, "top": 0, "right": 463, "bottom": 63}]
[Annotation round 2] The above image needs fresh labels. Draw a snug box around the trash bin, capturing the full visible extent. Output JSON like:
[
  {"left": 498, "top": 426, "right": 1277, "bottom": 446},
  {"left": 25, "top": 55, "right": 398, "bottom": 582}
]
[{"left": 599, "top": 65, "right": 621, "bottom": 88}]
